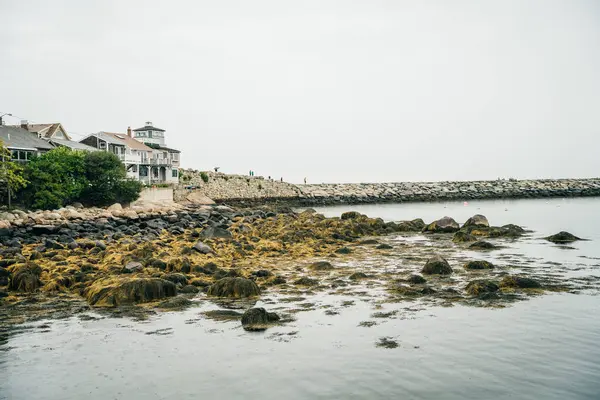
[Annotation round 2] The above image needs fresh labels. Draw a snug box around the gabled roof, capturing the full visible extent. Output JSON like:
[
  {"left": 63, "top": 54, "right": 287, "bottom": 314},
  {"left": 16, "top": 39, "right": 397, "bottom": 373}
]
[
  {"left": 49, "top": 138, "right": 98, "bottom": 152},
  {"left": 100, "top": 132, "right": 154, "bottom": 151},
  {"left": 133, "top": 125, "right": 165, "bottom": 132},
  {"left": 0, "top": 126, "right": 55, "bottom": 151},
  {"left": 11, "top": 123, "right": 71, "bottom": 140}
]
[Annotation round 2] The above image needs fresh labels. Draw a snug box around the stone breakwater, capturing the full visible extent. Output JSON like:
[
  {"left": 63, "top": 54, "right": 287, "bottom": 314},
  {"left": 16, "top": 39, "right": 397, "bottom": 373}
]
[{"left": 176, "top": 170, "right": 600, "bottom": 205}]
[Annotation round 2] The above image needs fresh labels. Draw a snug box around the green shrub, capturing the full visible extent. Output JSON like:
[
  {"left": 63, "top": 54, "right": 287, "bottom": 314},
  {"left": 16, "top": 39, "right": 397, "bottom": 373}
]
[
  {"left": 115, "top": 179, "right": 143, "bottom": 204},
  {"left": 200, "top": 172, "right": 209, "bottom": 183}
]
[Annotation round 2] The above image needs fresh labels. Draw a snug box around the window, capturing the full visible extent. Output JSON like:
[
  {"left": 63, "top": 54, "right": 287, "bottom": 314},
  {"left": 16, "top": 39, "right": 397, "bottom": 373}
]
[
  {"left": 171, "top": 152, "right": 179, "bottom": 161},
  {"left": 99, "top": 141, "right": 106, "bottom": 149},
  {"left": 172, "top": 169, "right": 178, "bottom": 178},
  {"left": 139, "top": 166, "right": 148, "bottom": 177},
  {"left": 10, "top": 150, "right": 33, "bottom": 161},
  {"left": 11, "top": 150, "right": 18, "bottom": 160},
  {"left": 131, "top": 165, "right": 138, "bottom": 173},
  {"left": 148, "top": 131, "right": 153, "bottom": 138}
]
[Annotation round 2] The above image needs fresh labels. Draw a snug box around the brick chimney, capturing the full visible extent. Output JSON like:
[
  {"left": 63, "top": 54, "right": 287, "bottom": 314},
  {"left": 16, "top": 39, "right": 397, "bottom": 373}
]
[
  {"left": 20, "top": 120, "right": 28, "bottom": 130},
  {"left": 127, "top": 126, "right": 132, "bottom": 138}
]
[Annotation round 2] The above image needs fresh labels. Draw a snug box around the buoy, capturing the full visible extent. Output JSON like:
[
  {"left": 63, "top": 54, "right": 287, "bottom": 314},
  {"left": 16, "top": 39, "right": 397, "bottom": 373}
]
[{"left": 463, "top": 202, "right": 468, "bottom": 206}]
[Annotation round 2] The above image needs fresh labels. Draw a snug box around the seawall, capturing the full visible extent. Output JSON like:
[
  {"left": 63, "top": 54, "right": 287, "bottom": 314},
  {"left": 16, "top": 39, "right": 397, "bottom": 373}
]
[{"left": 175, "top": 170, "right": 600, "bottom": 206}]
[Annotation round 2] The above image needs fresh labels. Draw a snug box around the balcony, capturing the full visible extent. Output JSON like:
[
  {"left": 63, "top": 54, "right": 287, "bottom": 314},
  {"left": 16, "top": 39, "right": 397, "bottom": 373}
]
[
  {"left": 149, "top": 158, "right": 172, "bottom": 166},
  {"left": 117, "top": 153, "right": 142, "bottom": 164}
]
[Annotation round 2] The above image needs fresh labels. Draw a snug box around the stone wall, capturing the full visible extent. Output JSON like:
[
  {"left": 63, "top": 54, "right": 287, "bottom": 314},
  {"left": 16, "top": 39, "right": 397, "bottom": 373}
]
[
  {"left": 175, "top": 171, "right": 600, "bottom": 206},
  {"left": 133, "top": 187, "right": 174, "bottom": 205},
  {"left": 175, "top": 170, "right": 302, "bottom": 203}
]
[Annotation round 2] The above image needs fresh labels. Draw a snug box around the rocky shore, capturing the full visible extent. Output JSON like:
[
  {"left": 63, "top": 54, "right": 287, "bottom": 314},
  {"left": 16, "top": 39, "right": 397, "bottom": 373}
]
[
  {"left": 1, "top": 199, "right": 594, "bottom": 330},
  {"left": 176, "top": 171, "right": 600, "bottom": 206}
]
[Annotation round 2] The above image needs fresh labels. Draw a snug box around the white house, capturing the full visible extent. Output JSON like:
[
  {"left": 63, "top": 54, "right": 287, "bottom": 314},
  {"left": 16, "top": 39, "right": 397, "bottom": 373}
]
[{"left": 131, "top": 122, "right": 181, "bottom": 182}]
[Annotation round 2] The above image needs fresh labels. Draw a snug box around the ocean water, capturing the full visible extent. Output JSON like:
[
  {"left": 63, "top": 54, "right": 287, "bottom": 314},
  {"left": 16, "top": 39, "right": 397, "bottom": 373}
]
[{"left": 1, "top": 198, "right": 600, "bottom": 400}]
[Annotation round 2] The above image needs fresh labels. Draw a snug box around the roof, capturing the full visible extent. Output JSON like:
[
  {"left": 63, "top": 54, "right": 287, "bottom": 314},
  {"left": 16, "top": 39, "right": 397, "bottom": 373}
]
[
  {"left": 133, "top": 125, "right": 165, "bottom": 132},
  {"left": 98, "top": 132, "right": 154, "bottom": 151},
  {"left": 49, "top": 138, "right": 98, "bottom": 152},
  {"left": 10, "top": 123, "right": 71, "bottom": 140},
  {"left": 0, "top": 125, "right": 55, "bottom": 151},
  {"left": 155, "top": 145, "right": 181, "bottom": 153}
]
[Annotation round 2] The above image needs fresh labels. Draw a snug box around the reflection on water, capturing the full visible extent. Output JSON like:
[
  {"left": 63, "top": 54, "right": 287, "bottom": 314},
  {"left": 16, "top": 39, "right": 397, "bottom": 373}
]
[{"left": 1, "top": 198, "right": 600, "bottom": 400}]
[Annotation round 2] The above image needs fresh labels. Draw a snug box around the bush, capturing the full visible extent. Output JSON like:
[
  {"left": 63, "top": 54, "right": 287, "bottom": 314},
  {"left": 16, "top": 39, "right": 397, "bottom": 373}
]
[
  {"left": 200, "top": 172, "right": 209, "bottom": 183},
  {"left": 115, "top": 179, "right": 143, "bottom": 204}
]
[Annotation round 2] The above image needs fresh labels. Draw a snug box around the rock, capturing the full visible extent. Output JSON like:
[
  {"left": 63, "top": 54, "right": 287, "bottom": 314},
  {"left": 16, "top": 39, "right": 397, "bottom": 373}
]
[
  {"left": 71, "top": 202, "right": 84, "bottom": 209},
  {"left": 463, "top": 260, "right": 494, "bottom": 270},
  {"left": 348, "top": 271, "right": 369, "bottom": 280},
  {"left": 359, "top": 239, "right": 379, "bottom": 245},
  {"left": 452, "top": 231, "right": 477, "bottom": 243},
  {"left": 294, "top": 277, "right": 319, "bottom": 286},
  {"left": 421, "top": 255, "right": 453, "bottom": 275},
  {"left": 335, "top": 247, "right": 352, "bottom": 254},
  {"left": 163, "top": 273, "right": 188, "bottom": 285},
  {"left": 465, "top": 280, "right": 499, "bottom": 296},
  {"left": 407, "top": 274, "right": 427, "bottom": 284},
  {"left": 186, "top": 192, "right": 216, "bottom": 205},
  {"left": 376, "top": 244, "right": 393, "bottom": 250},
  {"left": 149, "top": 259, "right": 168, "bottom": 270},
  {"left": 193, "top": 241, "right": 214, "bottom": 254},
  {"left": 396, "top": 218, "right": 426, "bottom": 232},
  {"left": 423, "top": 216, "right": 460, "bottom": 233},
  {"left": 181, "top": 285, "right": 200, "bottom": 294},
  {"left": 0, "top": 290, "right": 8, "bottom": 298},
  {"left": 107, "top": 203, "right": 123, "bottom": 212},
  {"left": 32, "top": 225, "right": 58, "bottom": 235},
  {"left": 8, "top": 263, "right": 42, "bottom": 292},
  {"left": 500, "top": 275, "right": 541, "bottom": 289},
  {"left": 241, "top": 307, "right": 280, "bottom": 331},
  {"left": 207, "top": 277, "right": 260, "bottom": 298},
  {"left": 341, "top": 211, "right": 363, "bottom": 220},
  {"left": 122, "top": 210, "right": 139, "bottom": 220},
  {"left": 200, "top": 226, "right": 233, "bottom": 240},
  {"left": 469, "top": 240, "right": 497, "bottom": 250},
  {"left": 86, "top": 277, "right": 177, "bottom": 306},
  {"left": 122, "top": 261, "right": 143, "bottom": 273},
  {"left": 251, "top": 269, "right": 273, "bottom": 278},
  {"left": 463, "top": 214, "right": 489, "bottom": 228},
  {"left": 309, "top": 261, "right": 334, "bottom": 271},
  {"left": 158, "top": 295, "right": 192, "bottom": 309},
  {"left": 545, "top": 231, "right": 583, "bottom": 244}
]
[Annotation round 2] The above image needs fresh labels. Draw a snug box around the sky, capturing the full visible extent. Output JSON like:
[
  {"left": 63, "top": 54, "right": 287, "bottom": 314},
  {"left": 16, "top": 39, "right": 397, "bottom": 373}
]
[{"left": 1, "top": 0, "right": 599, "bottom": 183}]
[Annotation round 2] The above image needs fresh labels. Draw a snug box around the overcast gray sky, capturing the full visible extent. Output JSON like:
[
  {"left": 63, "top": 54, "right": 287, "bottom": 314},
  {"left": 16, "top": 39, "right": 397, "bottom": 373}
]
[{"left": 1, "top": 0, "right": 599, "bottom": 183}]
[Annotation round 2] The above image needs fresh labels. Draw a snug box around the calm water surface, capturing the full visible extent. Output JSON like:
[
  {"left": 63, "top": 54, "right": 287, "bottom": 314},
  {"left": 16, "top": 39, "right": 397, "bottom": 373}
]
[{"left": 2, "top": 198, "right": 600, "bottom": 400}]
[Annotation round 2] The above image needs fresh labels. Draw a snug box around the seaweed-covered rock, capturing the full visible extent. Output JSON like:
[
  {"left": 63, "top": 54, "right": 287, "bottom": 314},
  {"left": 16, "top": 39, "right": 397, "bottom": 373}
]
[
  {"left": 500, "top": 275, "right": 541, "bottom": 289},
  {"left": 421, "top": 255, "right": 452, "bottom": 275},
  {"left": 309, "top": 261, "right": 334, "bottom": 271},
  {"left": 407, "top": 274, "right": 427, "bottom": 284},
  {"left": 545, "top": 231, "right": 583, "bottom": 244},
  {"left": 158, "top": 295, "right": 192, "bottom": 309},
  {"left": 463, "top": 260, "right": 494, "bottom": 270},
  {"left": 241, "top": 307, "right": 280, "bottom": 331},
  {"left": 349, "top": 272, "right": 368, "bottom": 280},
  {"left": 86, "top": 277, "right": 177, "bottom": 307},
  {"left": 181, "top": 284, "right": 200, "bottom": 294},
  {"left": 359, "top": 239, "right": 379, "bottom": 245},
  {"left": 207, "top": 277, "right": 260, "bottom": 298},
  {"left": 465, "top": 280, "right": 499, "bottom": 296},
  {"left": 469, "top": 240, "right": 496, "bottom": 250},
  {"left": 335, "top": 247, "right": 352, "bottom": 254},
  {"left": 251, "top": 269, "right": 273, "bottom": 278},
  {"left": 463, "top": 214, "right": 489, "bottom": 228},
  {"left": 294, "top": 277, "right": 319, "bottom": 286},
  {"left": 423, "top": 216, "right": 460, "bottom": 233},
  {"left": 396, "top": 218, "right": 426, "bottom": 232},
  {"left": 376, "top": 243, "right": 393, "bottom": 250},
  {"left": 341, "top": 211, "right": 362, "bottom": 220},
  {"left": 8, "top": 263, "right": 42, "bottom": 292},
  {"left": 122, "top": 261, "right": 143, "bottom": 274},
  {"left": 421, "top": 255, "right": 453, "bottom": 275},
  {"left": 163, "top": 273, "right": 188, "bottom": 286},
  {"left": 452, "top": 231, "right": 477, "bottom": 243}
]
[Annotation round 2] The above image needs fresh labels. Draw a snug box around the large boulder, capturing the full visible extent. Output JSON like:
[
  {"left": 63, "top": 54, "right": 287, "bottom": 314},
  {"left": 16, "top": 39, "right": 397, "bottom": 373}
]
[
  {"left": 207, "top": 277, "right": 260, "bottom": 298},
  {"left": 309, "top": 261, "right": 334, "bottom": 271},
  {"left": 86, "top": 277, "right": 177, "bottom": 307},
  {"left": 421, "top": 255, "right": 453, "bottom": 275},
  {"left": 453, "top": 231, "right": 477, "bottom": 243},
  {"left": 396, "top": 218, "right": 426, "bottom": 232},
  {"left": 241, "top": 307, "right": 280, "bottom": 331},
  {"left": 107, "top": 203, "right": 123, "bottom": 212},
  {"left": 469, "top": 240, "right": 497, "bottom": 250},
  {"left": 422, "top": 217, "right": 460, "bottom": 233},
  {"left": 545, "top": 231, "right": 583, "bottom": 244},
  {"left": 463, "top": 214, "right": 489, "bottom": 228},
  {"left": 341, "top": 211, "right": 363, "bottom": 220},
  {"left": 8, "top": 263, "right": 42, "bottom": 292}
]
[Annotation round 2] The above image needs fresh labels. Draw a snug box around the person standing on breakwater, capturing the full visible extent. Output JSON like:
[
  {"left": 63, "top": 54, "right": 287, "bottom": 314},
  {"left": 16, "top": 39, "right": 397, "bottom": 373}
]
[{"left": 304, "top": 177, "right": 307, "bottom": 184}]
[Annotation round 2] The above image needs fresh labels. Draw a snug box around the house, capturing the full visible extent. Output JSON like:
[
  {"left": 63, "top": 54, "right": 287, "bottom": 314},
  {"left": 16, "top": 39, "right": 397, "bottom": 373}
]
[
  {"left": 79, "top": 127, "right": 179, "bottom": 184},
  {"left": 13, "top": 121, "right": 97, "bottom": 152},
  {"left": 0, "top": 125, "right": 54, "bottom": 162},
  {"left": 131, "top": 122, "right": 181, "bottom": 183}
]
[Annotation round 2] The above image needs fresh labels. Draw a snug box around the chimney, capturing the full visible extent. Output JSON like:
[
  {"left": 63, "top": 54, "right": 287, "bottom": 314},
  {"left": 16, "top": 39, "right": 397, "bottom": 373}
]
[
  {"left": 127, "top": 126, "right": 132, "bottom": 138},
  {"left": 20, "top": 120, "right": 28, "bottom": 130}
]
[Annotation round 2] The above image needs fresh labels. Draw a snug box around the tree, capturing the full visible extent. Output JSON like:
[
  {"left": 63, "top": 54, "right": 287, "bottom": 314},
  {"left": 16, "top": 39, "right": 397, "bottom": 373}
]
[
  {"left": 19, "top": 147, "right": 87, "bottom": 209},
  {"left": 0, "top": 141, "right": 28, "bottom": 208},
  {"left": 82, "top": 151, "right": 141, "bottom": 206}
]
